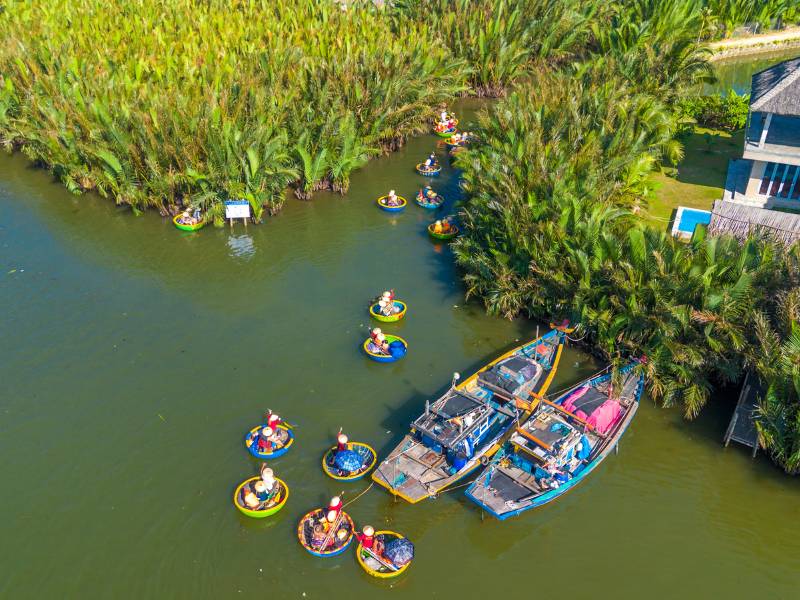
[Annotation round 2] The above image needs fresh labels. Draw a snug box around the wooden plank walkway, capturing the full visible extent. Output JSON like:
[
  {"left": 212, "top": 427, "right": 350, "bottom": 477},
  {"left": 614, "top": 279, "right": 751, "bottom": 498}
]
[{"left": 724, "top": 373, "right": 762, "bottom": 457}]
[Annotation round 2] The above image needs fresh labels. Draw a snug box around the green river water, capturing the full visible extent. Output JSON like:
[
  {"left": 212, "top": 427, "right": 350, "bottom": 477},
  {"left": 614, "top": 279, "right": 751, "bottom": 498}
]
[{"left": 2, "top": 93, "right": 800, "bottom": 598}]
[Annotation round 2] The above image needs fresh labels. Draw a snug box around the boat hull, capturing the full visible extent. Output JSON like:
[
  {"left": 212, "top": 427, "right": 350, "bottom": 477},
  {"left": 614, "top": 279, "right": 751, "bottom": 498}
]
[{"left": 428, "top": 223, "right": 458, "bottom": 240}]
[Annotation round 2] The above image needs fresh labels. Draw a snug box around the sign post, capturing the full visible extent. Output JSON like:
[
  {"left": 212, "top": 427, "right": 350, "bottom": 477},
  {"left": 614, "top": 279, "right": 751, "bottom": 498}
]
[{"left": 224, "top": 200, "right": 251, "bottom": 228}]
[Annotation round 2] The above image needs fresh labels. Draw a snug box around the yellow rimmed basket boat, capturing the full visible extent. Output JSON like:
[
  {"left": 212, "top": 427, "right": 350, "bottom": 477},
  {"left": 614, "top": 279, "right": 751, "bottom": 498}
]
[
  {"left": 427, "top": 222, "right": 459, "bottom": 241},
  {"left": 369, "top": 300, "right": 407, "bottom": 322},
  {"left": 376, "top": 195, "right": 407, "bottom": 212},
  {"left": 322, "top": 442, "right": 378, "bottom": 481},
  {"left": 416, "top": 163, "right": 441, "bottom": 177},
  {"left": 172, "top": 214, "right": 206, "bottom": 231},
  {"left": 233, "top": 476, "right": 289, "bottom": 518},
  {"left": 356, "top": 531, "right": 413, "bottom": 578}
]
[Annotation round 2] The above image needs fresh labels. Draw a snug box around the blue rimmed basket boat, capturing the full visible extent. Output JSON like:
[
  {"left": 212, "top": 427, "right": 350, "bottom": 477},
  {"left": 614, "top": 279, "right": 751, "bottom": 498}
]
[
  {"left": 376, "top": 195, "right": 407, "bottom": 212},
  {"left": 416, "top": 193, "right": 444, "bottom": 209},
  {"left": 244, "top": 424, "right": 294, "bottom": 459},
  {"left": 416, "top": 163, "right": 441, "bottom": 177},
  {"left": 297, "top": 508, "right": 355, "bottom": 557}
]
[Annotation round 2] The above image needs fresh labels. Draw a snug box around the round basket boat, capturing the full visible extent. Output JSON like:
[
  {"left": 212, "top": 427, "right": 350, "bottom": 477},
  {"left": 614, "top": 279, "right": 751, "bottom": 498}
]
[
  {"left": 244, "top": 424, "right": 294, "bottom": 459},
  {"left": 297, "top": 508, "right": 355, "bottom": 557},
  {"left": 322, "top": 442, "right": 378, "bottom": 481},
  {"left": 369, "top": 300, "right": 407, "bottom": 322},
  {"left": 415, "top": 194, "right": 444, "bottom": 209},
  {"left": 444, "top": 137, "right": 463, "bottom": 149},
  {"left": 434, "top": 118, "right": 458, "bottom": 137},
  {"left": 356, "top": 531, "right": 413, "bottom": 578},
  {"left": 376, "top": 195, "right": 407, "bottom": 212},
  {"left": 233, "top": 476, "right": 289, "bottom": 518},
  {"left": 416, "top": 163, "right": 441, "bottom": 177},
  {"left": 172, "top": 214, "right": 206, "bottom": 231},
  {"left": 363, "top": 334, "right": 408, "bottom": 363},
  {"left": 427, "top": 222, "right": 459, "bottom": 241}
]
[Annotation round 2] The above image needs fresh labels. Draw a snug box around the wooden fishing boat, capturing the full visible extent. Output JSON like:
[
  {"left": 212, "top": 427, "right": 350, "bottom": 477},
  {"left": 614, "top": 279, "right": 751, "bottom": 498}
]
[
  {"left": 369, "top": 300, "right": 407, "bottom": 322},
  {"left": 371, "top": 327, "right": 569, "bottom": 503},
  {"left": 172, "top": 214, "right": 206, "bottom": 231},
  {"left": 233, "top": 476, "right": 289, "bottom": 518},
  {"left": 376, "top": 195, "right": 407, "bottom": 212},
  {"left": 297, "top": 508, "right": 355, "bottom": 557},
  {"left": 428, "top": 222, "right": 459, "bottom": 240},
  {"left": 244, "top": 424, "right": 294, "bottom": 459},
  {"left": 322, "top": 442, "right": 378, "bottom": 481},
  {"left": 416, "top": 163, "right": 441, "bottom": 176},
  {"left": 416, "top": 193, "right": 444, "bottom": 209},
  {"left": 356, "top": 531, "right": 413, "bottom": 578},
  {"left": 363, "top": 334, "right": 408, "bottom": 363},
  {"left": 465, "top": 361, "right": 644, "bottom": 520}
]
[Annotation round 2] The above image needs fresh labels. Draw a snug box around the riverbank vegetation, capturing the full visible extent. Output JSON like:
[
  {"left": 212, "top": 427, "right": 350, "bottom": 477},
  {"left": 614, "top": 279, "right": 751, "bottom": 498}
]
[{"left": 451, "top": 0, "right": 800, "bottom": 472}]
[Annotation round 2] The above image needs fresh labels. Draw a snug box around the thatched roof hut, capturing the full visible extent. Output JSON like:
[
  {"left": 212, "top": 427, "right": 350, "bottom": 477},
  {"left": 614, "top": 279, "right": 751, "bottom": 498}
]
[
  {"left": 751, "top": 56, "right": 800, "bottom": 116},
  {"left": 708, "top": 200, "right": 800, "bottom": 247}
]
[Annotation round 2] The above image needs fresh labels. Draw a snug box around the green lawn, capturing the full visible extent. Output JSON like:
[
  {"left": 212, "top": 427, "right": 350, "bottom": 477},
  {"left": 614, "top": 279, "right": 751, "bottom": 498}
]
[{"left": 645, "top": 127, "right": 744, "bottom": 226}]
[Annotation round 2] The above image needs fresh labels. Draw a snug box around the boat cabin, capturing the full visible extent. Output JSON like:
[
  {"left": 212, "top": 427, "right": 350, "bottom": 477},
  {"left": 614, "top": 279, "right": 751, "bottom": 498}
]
[{"left": 412, "top": 389, "right": 517, "bottom": 471}]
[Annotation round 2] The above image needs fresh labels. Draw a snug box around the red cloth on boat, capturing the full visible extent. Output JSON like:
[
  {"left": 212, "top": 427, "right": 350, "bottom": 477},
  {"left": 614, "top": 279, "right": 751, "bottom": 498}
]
[
  {"left": 586, "top": 399, "right": 621, "bottom": 435},
  {"left": 562, "top": 386, "right": 590, "bottom": 413},
  {"left": 257, "top": 436, "right": 273, "bottom": 451},
  {"left": 267, "top": 414, "right": 281, "bottom": 429},
  {"left": 356, "top": 532, "right": 374, "bottom": 549}
]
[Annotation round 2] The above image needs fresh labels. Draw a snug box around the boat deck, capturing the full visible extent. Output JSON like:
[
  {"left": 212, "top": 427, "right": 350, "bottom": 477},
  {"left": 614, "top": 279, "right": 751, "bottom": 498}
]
[{"left": 372, "top": 435, "right": 455, "bottom": 501}]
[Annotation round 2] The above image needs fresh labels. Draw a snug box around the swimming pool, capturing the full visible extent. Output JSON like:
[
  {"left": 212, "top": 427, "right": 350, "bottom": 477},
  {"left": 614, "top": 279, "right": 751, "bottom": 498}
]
[{"left": 672, "top": 206, "right": 712, "bottom": 239}]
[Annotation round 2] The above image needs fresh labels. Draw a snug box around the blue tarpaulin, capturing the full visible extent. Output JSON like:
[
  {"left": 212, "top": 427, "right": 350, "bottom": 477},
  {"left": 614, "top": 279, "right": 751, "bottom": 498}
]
[
  {"left": 384, "top": 537, "right": 414, "bottom": 566},
  {"left": 334, "top": 449, "right": 364, "bottom": 472}
]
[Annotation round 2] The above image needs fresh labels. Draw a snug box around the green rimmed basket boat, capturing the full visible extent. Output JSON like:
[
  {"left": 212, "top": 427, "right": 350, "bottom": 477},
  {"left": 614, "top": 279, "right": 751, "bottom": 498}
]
[
  {"left": 233, "top": 476, "right": 289, "bottom": 518},
  {"left": 369, "top": 300, "right": 407, "bottom": 322},
  {"left": 172, "top": 214, "right": 206, "bottom": 231},
  {"left": 427, "top": 222, "right": 459, "bottom": 241}
]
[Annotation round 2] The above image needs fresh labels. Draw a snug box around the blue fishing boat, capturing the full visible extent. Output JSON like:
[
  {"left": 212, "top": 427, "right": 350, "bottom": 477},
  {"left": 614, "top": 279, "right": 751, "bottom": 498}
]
[
  {"left": 465, "top": 361, "right": 644, "bottom": 520},
  {"left": 371, "top": 327, "right": 569, "bottom": 503}
]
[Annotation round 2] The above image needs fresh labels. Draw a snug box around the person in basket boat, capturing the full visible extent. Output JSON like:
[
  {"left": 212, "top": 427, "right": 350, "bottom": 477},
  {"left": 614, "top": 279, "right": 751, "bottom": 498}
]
[
  {"left": 257, "top": 466, "right": 280, "bottom": 503},
  {"left": 378, "top": 290, "right": 400, "bottom": 316},
  {"left": 432, "top": 219, "right": 453, "bottom": 235},
  {"left": 243, "top": 490, "right": 261, "bottom": 510},
  {"left": 327, "top": 496, "right": 343, "bottom": 520},
  {"left": 177, "top": 210, "right": 198, "bottom": 226},
  {"left": 423, "top": 153, "right": 439, "bottom": 170},
  {"left": 417, "top": 186, "right": 440, "bottom": 205},
  {"left": 357, "top": 525, "right": 376, "bottom": 550},
  {"left": 384, "top": 189, "right": 402, "bottom": 207},
  {"left": 264, "top": 410, "right": 282, "bottom": 431},
  {"left": 368, "top": 328, "right": 390, "bottom": 355},
  {"left": 256, "top": 426, "right": 276, "bottom": 453}
]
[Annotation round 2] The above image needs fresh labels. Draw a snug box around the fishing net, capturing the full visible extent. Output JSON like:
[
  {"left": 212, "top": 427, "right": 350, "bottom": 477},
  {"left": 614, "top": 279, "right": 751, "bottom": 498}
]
[
  {"left": 384, "top": 537, "right": 414, "bottom": 566},
  {"left": 334, "top": 449, "right": 364, "bottom": 472},
  {"left": 389, "top": 340, "right": 407, "bottom": 359}
]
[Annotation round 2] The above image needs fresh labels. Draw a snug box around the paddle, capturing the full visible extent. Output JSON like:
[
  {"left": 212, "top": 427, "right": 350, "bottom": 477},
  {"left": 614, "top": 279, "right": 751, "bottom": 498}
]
[{"left": 316, "top": 491, "right": 346, "bottom": 551}]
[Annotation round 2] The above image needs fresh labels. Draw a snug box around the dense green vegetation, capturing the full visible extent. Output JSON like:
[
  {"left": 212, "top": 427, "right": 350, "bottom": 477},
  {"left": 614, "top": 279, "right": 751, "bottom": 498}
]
[
  {"left": 678, "top": 90, "right": 750, "bottom": 130},
  {"left": 451, "top": 0, "right": 800, "bottom": 472},
  {"left": 0, "top": 0, "right": 468, "bottom": 221},
  {"left": 701, "top": 0, "right": 800, "bottom": 39}
]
